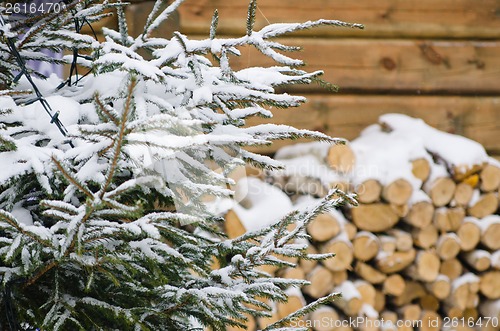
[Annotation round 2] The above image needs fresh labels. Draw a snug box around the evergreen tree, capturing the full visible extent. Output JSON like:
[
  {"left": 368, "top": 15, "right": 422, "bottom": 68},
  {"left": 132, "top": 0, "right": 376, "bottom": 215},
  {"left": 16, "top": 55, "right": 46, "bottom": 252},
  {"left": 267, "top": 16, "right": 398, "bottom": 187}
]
[{"left": 0, "top": 0, "right": 361, "bottom": 329}]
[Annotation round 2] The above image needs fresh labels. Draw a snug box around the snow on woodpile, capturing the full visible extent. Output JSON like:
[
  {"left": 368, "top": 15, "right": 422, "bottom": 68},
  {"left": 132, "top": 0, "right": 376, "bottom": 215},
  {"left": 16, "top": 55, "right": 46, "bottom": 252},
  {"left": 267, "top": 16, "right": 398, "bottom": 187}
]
[{"left": 223, "top": 114, "right": 500, "bottom": 330}]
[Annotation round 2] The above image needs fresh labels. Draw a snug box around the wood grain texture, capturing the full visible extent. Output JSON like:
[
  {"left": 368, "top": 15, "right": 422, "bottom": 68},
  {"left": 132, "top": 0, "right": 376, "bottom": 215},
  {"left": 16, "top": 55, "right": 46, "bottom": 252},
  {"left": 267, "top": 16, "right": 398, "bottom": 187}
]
[
  {"left": 245, "top": 95, "right": 500, "bottom": 154},
  {"left": 221, "top": 38, "right": 500, "bottom": 94},
  {"left": 178, "top": 0, "right": 500, "bottom": 39}
]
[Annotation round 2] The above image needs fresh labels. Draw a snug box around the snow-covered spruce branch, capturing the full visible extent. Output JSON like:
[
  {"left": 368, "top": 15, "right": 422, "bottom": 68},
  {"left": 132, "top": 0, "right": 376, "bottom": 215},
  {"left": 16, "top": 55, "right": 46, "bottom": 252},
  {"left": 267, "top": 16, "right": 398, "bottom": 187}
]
[{"left": 0, "top": 0, "right": 360, "bottom": 329}]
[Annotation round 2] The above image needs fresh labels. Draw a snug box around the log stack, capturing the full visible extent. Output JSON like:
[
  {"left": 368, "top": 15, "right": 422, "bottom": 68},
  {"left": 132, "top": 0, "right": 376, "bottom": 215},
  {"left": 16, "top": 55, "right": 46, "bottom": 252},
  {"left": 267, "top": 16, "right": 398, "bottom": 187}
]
[{"left": 225, "top": 114, "right": 500, "bottom": 331}]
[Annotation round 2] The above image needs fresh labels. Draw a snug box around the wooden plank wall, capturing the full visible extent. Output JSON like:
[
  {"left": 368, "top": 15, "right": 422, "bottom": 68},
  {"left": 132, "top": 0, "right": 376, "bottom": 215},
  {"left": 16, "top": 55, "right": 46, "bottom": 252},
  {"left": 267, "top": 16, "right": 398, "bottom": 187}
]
[{"left": 176, "top": 0, "right": 500, "bottom": 156}]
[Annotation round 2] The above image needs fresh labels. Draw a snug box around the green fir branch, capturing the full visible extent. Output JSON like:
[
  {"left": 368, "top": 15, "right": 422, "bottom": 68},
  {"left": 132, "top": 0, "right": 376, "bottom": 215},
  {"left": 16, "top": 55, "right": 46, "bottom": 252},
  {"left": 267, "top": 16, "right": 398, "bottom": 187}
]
[{"left": 246, "top": 0, "right": 257, "bottom": 36}]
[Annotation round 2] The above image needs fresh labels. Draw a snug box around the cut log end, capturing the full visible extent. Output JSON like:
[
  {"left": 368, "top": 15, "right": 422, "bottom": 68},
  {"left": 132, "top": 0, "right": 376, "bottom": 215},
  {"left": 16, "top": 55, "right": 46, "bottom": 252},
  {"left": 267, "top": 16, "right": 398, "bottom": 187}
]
[
  {"left": 457, "top": 220, "right": 481, "bottom": 251},
  {"left": 406, "top": 201, "right": 434, "bottom": 228},
  {"left": 353, "top": 232, "right": 380, "bottom": 261},
  {"left": 322, "top": 238, "right": 354, "bottom": 272},
  {"left": 356, "top": 179, "right": 382, "bottom": 204},
  {"left": 351, "top": 203, "right": 399, "bottom": 232},
  {"left": 326, "top": 143, "right": 356, "bottom": 173},
  {"left": 412, "top": 158, "right": 431, "bottom": 182},
  {"left": 453, "top": 181, "right": 474, "bottom": 206},
  {"left": 467, "top": 192, "right": 499, "bottom": 219},
  {"left": 303, "top": 266, "right": 335, "bottom": 299},
  {"left": 307, "top": 212, "right": 341, "bottom": 242},
  {"left": 428, "top": 177, "right": 456, "bottom": 207},
  {"left": 480, "top": 164, "right": 500, "bottom": 192},
  {"left": 382, "top": 178, "right": 413, "bottom": 205}
]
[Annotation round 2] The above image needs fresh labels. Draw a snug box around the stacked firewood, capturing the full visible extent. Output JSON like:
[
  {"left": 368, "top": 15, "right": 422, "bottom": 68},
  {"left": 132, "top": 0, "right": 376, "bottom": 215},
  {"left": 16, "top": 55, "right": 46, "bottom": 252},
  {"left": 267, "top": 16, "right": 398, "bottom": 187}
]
[{"left": 225, "top": 114, "right": 500, "bottom": 331}]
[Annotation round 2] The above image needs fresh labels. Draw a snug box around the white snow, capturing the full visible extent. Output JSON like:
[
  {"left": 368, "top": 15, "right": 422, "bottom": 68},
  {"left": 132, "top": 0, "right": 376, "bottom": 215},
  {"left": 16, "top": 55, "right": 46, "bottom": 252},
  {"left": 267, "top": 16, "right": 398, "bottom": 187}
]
[
  {"left": 359, "top": 304, "right": 379, "bottom": 318},
  {"left": 269, "top": 154, "right": 347, "bottom": 189},
  {"left": 466, "top": 249, "right": 491, "bottom": 261},
  {"left": 468, "top": 189, "right": 481, "bottom": 207},
  {"left": 274, "top": 141, "right": 331, "bottom": 161},
  {"left": 423, "top": 163, "right": 449, "bottom": 194},
  {"left": 478, "top": 215, "right": 500, "bottom": 232},
  {"left": 451, "top": 273, "right": 480, "bottom": 291},
  {"left": 436, "top": 232, "right": 459, "bottom": 246},
  {"left": 11, "top": 202, "right": 33, "bottom": 226},
  {"left": 335, "top": 281, "right": 361, "bottom": 301},
  {"left": 350, "top": 124, "right": 424, "bottom": 189},
  {"left": 434, "top": 274, "right": 450, "bottom": 283},
  {"left": 380, "top": 113, "right": 488, "bottom": 169},
  {"left": 21, "top": 95, "right": 80, "bottom": 141},
  {"left": 293, "top": 195, "right": 347, "bottom": 228},
  {"left": 232, "top": 177, "right": 293, "bottom": 232},
  {"left": 354, "top": 231, "right": 379, "bottom": 246},
  {"left": 492, "top": 251, "right": 500, "bottom": 270},
  {"left": 408, "top": 190, "right": 432, "bottom": 205}
]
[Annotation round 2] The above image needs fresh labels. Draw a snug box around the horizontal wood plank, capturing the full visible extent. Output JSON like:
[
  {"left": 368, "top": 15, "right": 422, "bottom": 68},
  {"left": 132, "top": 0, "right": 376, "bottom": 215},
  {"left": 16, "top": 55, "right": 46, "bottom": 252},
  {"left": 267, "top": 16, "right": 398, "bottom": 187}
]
[
  {"left": 179, "top": 0, "right": 500, "bottom": 39},
  {"left": 224, "top": 38, "right": 500, "bottom": 94},
  {"left": 245, "top": 95, "right": 500, "bottom": 154}
]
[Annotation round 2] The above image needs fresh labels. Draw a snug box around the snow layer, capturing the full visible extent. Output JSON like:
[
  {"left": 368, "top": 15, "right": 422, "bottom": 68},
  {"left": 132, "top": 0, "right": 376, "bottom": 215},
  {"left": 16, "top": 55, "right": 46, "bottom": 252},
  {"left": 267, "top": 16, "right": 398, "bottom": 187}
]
[
  {"left": 232, "top": 177, "right": 293, "bottom": 232},
  {"left": 270, "top": 154, "right": 346, "bottom": 188},
  {"left": 350, "top": 124, "right": 426, "bottom": 189},
  {"left": 274, "top": 141, "right": 331, "bottom": 160},
  {"left": 380, "top": 113, "right": 488, "bottom": 168}
]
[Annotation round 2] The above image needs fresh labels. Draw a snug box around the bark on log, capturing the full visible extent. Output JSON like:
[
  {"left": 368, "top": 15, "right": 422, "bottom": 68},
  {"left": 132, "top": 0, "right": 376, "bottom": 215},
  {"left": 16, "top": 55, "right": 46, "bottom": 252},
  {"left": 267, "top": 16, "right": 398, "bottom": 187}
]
[{"left": 420, "top": 294, "right": 440, "bottom": 311}]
